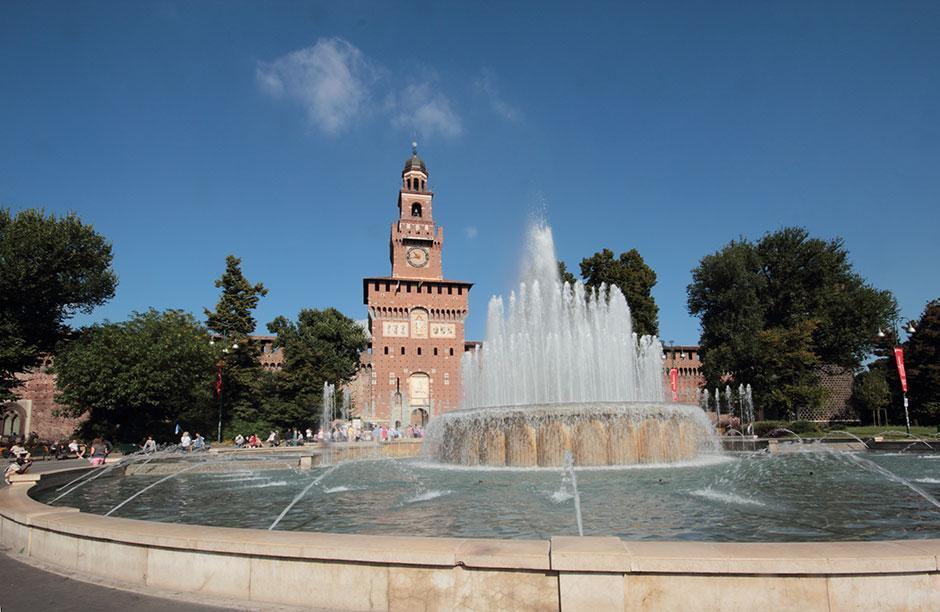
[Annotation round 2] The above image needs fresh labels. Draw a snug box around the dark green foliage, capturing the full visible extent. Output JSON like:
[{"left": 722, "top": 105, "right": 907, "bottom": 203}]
[
  {"left": 54, "top": 310, "right": 216, "bottom": 442},
  {"left": 579, "top": 248, "right": 659, "bottom": 336},
  {"left": 267, "top": 308, "right": 368, "bottom": 428},
  {"left": 750, "top": 420, "right": 789, "bottom": 437},
  {"left": 203, "top": 255, "right": 268, "bottom": 437},
  {"left": 906, "top": 299, "right": 940, "bottom": 424},
  {"left": 788, "top": 420, "right": 823, "bottom": 434},
  {"left": 688, "top": 227, "right": 897, "bottom": 419},
  {"left": 851, "top": 368, "right": 891, "bottom": 423},
  {"left": 557, "top": 261, "right": 577, "bottom": 286},
  {"left": 0, "top": 209, "right": 117, "bottom": 399},
  {"left": 204, "top": 255, "right": 268, "bottom": 340}
]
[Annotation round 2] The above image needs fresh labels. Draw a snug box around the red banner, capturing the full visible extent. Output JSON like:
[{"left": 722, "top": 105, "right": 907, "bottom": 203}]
[
  {"left": 215, "top": 364, "right": 223, "bottom": 397},
  {"left": 669, "top": 368, "right": 678, "bottom": 401},
  {"left": 894, "top": 347, "right": 908, "bottom": 393}
]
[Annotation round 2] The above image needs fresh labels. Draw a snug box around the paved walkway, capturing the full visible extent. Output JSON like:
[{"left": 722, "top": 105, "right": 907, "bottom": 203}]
[{"left": 0, "top": 551, "right": 235, "bottom": 611}]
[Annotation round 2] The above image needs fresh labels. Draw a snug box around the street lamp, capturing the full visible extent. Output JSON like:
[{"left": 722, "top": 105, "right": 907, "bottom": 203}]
[
  {"left": 879, "top": 321, "right": 916, "bottom": 434},
  {"left": 212, "top": 338, "right": 240, "bottom": 444}
]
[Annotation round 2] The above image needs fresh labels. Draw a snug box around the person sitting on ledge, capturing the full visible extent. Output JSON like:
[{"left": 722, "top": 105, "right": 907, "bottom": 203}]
[
  {"left": 89, "top": 438, "right": 108, "bottom": 466},
  {"left": 192, "top": 433, "right": 206, "bottom": 451},
  {"left": 68, "top": 439, "right": 85, "bottom": 459},
  {"left": 141, "top": 436, "right": 157, "bottom": 454},
  {"left": 234, "top": 433, "right": 245, "bottom": 448},
  {"left": 4, "top": 445, "right": 32, "bottom": 483}
]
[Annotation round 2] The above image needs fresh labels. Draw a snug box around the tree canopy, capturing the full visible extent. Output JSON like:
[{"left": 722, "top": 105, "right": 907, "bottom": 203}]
[
  {"left": 267, "top": 308, "right": 368, "bottom": 428},
  {"left": 203, "top": 255, "right": 268, "bottom": 437},
  {"left": 204, "top": 255, "right": 267, "bottom": 340},
  {"left": 557, "top": 261, "right": 577, "bottom": 286},
  {"left": 905, "top": 299, "right": 940, "bottom": 424},
  {"left": 578, "top": 249, "right": 659, "bottom": 336},
  {"left": 54, "top": 310, "right": 216, "bottom": 441},
  {"left": 0, "top": 208, "right": 117, "bottom": 399},
  {"left": 688, "top": 227, "right": 897, "bottom": 419}
]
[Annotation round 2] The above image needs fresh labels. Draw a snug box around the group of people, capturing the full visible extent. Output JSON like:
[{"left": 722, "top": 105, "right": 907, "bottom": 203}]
[
  {"left": 239, "top": 422, "right": 426, "bottom": 446},
  {"left": 3, "top": 436, "right": 115, "bottom": 484},
  {"left": 178, "top": 431, "right": 208, "bottom": 451},
  {"left": 233, "top": 433, "right": 266, "bottom": 448}
]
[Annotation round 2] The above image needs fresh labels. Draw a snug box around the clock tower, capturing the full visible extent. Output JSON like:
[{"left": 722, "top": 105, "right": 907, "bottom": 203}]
[
  {"left": 362, "top": 145, "right": 472, "bottom": 427},
  {"left": 390, "top": 143, "right": 443, "bottom": 279}
]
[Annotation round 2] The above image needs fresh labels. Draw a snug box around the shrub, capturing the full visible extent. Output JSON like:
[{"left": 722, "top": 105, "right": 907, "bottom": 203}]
[
  {"left": 752, "top": 420, "right": 788, "bottom": 437},
  {"left": 788, "top": 420, "right": 822, "bottom": 434}
]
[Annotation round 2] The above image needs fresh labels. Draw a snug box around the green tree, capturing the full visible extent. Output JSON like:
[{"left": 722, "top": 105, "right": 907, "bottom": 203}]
[
  {"left": 851, "top": 368, "right": 891, "bottom": 424},
  {"left": 0, "top": 209, "right": 117, "bottom": 399},
  {"left": 557, "top": 261, "right": 577, "bottom": 286},
  {"left": 267, "top": 308, "right": 368, "bottom": 428},
  {"left": 688, "top": 227, "right": 897, "bottom": 419},
  {"left": 203, "top": 255, "right": 268, "bottom": 437},
  {"left": 579, "top": 248, "right": 659, "bottom": 336},
  {"left": 905, "top": 299, "right": 940, "bottom": 424},
  {"left": 54, "top": 310, "right": 216, "bottom": 442}
]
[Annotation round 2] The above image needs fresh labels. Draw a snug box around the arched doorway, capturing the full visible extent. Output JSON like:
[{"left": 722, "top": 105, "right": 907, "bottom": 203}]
[
  {"left": 410, "top": 408, "right": 428, "bottom": 427},
  {"left": 1, "top": 405, "right": 24, "bottom": 439}
]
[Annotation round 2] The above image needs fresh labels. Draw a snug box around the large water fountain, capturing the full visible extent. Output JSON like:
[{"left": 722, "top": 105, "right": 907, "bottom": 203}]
[
  {"left": 7, "top": 221, "right": 940, "bottom": 612},
  {"left": 423, "top": 221, "right": 718, "bottom": 466}
]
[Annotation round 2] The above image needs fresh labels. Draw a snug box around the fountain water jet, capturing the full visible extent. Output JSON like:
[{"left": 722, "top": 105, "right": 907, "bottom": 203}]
[{"left": 425, "top": 221, "right": 718, "bottom": 467}]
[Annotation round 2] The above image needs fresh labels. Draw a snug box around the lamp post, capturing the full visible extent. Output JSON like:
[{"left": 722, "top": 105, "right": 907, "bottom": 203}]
[
  {"left": 878, "top": 321, "right": 917, "bottom": 434},
  {"left": 210, "top": 338, "right": 239, "bottom": 444}
]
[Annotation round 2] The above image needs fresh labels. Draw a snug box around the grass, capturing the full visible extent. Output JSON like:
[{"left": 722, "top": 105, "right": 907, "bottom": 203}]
[{"left": 795, "top": 425, "right": 939, "bottom": 439}]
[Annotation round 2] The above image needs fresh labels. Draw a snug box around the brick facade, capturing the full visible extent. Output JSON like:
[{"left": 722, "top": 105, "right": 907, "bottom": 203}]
[
  {"left": 359, "top": 148, "right": 472, "bottom": 426},
  {"left": 2, "top": 357, "right": 85, "bottom": 442},
  {"left": 662, "top": 345, "right": 705, "bottom": 405}
]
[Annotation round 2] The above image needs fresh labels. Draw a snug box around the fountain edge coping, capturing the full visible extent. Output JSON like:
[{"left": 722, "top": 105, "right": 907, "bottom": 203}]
[{"left": 3, "top": 467, "right": 940, "bottom": 577}]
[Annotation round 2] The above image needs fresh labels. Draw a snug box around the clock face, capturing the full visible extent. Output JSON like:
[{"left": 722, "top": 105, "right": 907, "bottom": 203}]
[{"left": 407, "top": 247, "right": 429, "bottom": 267}]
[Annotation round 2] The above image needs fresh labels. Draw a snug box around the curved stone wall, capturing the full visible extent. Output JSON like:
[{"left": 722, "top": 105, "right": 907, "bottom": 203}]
[{"left": 2, "top": 468, "right": 939, "bottom": 611}]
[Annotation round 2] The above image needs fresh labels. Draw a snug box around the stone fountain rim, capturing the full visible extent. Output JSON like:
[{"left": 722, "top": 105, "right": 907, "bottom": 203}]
[{"left": 3, "top": 465, "right": 940, "bottom": 611}]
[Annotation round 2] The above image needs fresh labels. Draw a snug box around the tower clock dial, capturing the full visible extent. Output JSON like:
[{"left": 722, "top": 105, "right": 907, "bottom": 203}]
[{"left": 406, "top": 247, "right": 429, "bottom": 267}]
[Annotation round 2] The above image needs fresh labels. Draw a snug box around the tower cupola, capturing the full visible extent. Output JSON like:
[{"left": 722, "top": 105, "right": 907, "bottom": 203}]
[{"left": 402, "top": 141, "right": 428, "bottom": 192}]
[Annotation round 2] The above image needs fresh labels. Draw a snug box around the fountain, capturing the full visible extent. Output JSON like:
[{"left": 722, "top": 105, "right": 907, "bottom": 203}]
[{"left": 424, "top": 221, "right": 718, "bottom": 467}]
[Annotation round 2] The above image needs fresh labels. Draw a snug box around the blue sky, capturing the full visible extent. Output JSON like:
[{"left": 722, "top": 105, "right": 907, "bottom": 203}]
[{"left": 2, "top": 1, "right": 938, "bottom": 344}]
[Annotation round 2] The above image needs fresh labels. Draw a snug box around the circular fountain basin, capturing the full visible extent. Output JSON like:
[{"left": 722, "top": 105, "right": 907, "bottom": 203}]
[
  {"left": 29, "top": 449, "right": 940, "bottom": 541},
  {"left": 423, "top": 401, "right": 719, "bottom": 467}
]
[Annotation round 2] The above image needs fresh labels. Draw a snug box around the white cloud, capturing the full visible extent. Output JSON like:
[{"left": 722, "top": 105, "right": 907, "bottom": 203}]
[
  {"left": 474, "top": 68, "right": 521, "bottom": 122},
  {"left": 391, "top": 82, "right": 463, "bottom": 139},
  {"left": 256, "top": 37, "right": 376, "bottom": 134},
  {"left": 464, "top": 226, "right": 478, "bottom": 239}
]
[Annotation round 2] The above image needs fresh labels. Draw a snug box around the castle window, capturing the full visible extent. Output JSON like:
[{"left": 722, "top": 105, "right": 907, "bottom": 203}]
[
  {"left": 444, "top": 372, "right": 450, "bottom": 385},
  {"left": 411, "top": 203, "right": 422, "bottom": 217},
  {"left": 447, "top": 286, "right": 452, "bottom": 295},
  {"left": 401, "top": 347, "right": 405, "bottom": 355},
  {"left": 407, "top": 178, "right": 412, "bottom": 190},
  {"left": 384, "top": 346, "right": 389, "bottom": 355},
  {"left": 449, "top": 348, "right": 454, "bottom": 356},
  {"left": 417, "top": 347, "right": 422, "bottom": 356},
  {"left": 433, "top": 347, "right": 438, "bottom": 356},
  {"left": 437, "top": 286, "right": 442, "bottom": 294}
]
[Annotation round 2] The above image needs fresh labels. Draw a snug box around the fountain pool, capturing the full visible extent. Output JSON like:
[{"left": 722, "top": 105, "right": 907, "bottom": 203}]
[{"left": 31, "top": 449, "right": 940, "bottom": 541}]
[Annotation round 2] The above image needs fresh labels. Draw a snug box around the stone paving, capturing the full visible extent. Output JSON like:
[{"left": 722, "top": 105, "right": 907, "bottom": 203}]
[{"left": 0, "top": 552, "right": 236, "bottom": 612}]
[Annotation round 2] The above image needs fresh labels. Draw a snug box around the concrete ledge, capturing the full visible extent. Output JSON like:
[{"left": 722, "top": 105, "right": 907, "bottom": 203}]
[{"left": 3, "top": 468, "right": 940, "bottom": 610}]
